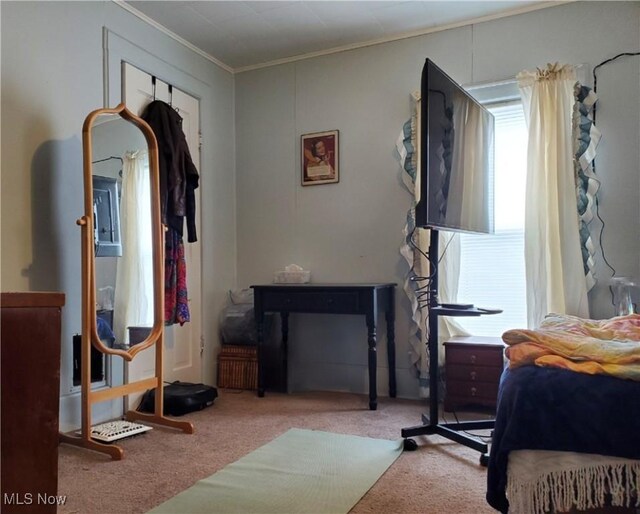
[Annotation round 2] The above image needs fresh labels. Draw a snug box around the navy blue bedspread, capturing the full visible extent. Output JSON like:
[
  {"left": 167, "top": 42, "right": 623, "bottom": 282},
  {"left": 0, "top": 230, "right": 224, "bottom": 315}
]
[{"left": 486, "top": 365, "right": 640, "bottom": 513}]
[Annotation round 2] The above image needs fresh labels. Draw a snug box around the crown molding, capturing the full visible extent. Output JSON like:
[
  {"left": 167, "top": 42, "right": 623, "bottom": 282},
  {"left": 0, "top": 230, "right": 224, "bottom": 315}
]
[
  {"left": 113, "top": 1, "right": 234, "bottom": 74},
  {"left": 114, "top": 1, "right": 573, "bottom": 75}
]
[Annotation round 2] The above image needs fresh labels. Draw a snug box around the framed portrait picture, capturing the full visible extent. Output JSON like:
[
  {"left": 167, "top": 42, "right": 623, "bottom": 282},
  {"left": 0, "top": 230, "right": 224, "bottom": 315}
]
[{"left": 301, "top": 130, "right": 339, "bottom": 186}]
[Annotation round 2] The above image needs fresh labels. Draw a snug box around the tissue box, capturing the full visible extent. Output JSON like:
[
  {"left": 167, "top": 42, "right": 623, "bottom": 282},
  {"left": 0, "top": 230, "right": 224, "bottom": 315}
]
[{"left": 273, "top": 270, "right": 311, "bottom": 283}]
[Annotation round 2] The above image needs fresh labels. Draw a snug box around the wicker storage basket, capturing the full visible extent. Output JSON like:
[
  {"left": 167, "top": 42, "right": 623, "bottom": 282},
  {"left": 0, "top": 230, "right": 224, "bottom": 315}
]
[{"left": 217, "top": 345, "right": 258, "bottom": 390}]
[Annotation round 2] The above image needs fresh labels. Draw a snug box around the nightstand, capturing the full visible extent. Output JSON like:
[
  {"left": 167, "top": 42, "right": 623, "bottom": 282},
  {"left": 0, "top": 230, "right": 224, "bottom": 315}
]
[{"left": 443, "top": 336, "right": 505, "bottom": 412}]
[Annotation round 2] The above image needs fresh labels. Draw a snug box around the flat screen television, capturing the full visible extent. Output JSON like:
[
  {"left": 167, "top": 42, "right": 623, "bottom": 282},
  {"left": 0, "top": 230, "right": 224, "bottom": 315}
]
[{"left": 415, "top": 59, "right": 495, "bottom": 234}]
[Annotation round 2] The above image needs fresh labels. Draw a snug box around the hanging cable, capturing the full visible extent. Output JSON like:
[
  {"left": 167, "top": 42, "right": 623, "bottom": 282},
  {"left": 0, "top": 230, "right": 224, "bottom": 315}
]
[
  {"left": 407, "top": 227, "right": 457, "bottom": 311},
  {"left": 589, "top": 51, "right": 640, "bottom": 301},
  {"left": 592, "top": 52, "right": 640, "bottom": 125},
  {"left": 408, "top": 225, "right": 436, "bottom": 310}
]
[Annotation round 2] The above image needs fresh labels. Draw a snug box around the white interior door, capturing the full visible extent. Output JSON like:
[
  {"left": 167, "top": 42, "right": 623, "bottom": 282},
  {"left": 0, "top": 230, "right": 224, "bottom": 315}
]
[{"left": 122, "top": 63, "right": 202, "bottom": 410}]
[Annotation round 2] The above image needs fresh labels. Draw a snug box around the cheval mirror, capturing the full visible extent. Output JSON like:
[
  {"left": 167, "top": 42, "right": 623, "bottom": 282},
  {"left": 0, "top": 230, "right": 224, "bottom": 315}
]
[{"left": 59, "top": 103, "right": 193, "bottom": 460}]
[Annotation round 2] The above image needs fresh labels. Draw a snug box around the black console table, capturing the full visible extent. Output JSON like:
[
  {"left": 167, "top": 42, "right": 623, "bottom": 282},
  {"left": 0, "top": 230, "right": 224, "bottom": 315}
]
[{"left": 251, "top": 283, "right": 397, "bottom": 410}]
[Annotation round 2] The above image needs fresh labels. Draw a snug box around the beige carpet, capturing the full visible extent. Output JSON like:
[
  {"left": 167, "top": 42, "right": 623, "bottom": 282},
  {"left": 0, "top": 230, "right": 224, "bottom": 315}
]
[{"left": 58, "top": 390, "right": 496, "bottom": 514}]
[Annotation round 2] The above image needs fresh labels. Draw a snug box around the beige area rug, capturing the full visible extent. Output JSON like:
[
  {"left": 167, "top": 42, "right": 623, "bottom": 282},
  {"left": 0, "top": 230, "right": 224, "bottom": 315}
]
[{"left": 57, "top": 390, "right": 496, "bottom": 514}]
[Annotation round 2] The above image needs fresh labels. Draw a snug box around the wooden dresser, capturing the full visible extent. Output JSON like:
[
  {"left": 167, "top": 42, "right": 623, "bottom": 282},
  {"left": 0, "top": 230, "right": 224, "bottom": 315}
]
[
  {"left": 443, "top": 335, "right": 505, "bottom": 412},
  {"left": 1, "top": 292, "right": 65, "bottom": 513}
]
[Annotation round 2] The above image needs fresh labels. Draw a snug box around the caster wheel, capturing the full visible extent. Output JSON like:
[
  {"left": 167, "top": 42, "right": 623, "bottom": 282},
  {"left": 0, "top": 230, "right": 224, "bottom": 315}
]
[
  {"left": 403, "top": 438, "right": 418, "bottom": 451},
  {"left": 480, "top": 453, "right": 489, "bottom": 467}
]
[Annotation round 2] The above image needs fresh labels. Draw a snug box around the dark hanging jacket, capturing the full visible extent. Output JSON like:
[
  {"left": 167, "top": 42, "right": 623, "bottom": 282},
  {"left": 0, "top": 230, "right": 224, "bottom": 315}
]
[{"left": 141, "top": 100, "right": 199, "bottom": 242}]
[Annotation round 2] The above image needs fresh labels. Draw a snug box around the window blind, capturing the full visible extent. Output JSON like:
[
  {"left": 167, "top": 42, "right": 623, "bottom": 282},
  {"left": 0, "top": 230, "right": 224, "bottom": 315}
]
[{"left": 456, "top": 101, "right": 528, "bottom": 336}]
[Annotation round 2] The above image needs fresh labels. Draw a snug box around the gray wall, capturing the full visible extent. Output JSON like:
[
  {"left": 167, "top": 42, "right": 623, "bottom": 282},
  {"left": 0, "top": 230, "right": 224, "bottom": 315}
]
[
  {"left": 1, "top": 1, "right": 236, "bottom": 430},
  {"left": 235, "top": 2, "right": 640, "bottom": 399}
]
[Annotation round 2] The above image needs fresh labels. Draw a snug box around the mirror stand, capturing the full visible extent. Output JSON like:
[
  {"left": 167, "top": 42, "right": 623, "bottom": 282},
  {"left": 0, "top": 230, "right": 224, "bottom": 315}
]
[{"left": 59, "top": 104, "right": 193, "bottom": 460}]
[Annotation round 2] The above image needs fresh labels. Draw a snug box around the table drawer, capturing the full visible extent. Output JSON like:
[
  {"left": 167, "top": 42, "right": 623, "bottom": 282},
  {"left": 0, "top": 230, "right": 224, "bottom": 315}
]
[
  {"left": 445, "top": 345, "right": 504, "bottom": 367},
  {"left": 262, "top": 291, "right": 360, "bottom": 313},
  {"left": 446, "top": 364, "right": 503, "bottom": 383}
]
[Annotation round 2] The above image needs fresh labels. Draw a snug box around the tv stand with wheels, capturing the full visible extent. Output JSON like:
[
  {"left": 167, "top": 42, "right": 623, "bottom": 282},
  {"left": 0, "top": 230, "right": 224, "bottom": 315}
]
[{"left": 400, "top": 229, "right": 502, "bottom": 465}]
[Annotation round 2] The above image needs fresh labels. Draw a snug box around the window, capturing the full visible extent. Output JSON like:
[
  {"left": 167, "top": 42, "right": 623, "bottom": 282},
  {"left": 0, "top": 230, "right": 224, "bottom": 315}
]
[{"left": 455, "top": 101, "right": 528, "bottom": 335}]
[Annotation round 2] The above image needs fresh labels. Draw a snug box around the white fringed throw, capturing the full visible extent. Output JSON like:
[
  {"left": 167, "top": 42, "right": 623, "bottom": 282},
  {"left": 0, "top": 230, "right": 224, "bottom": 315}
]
[{"left": 506, "top": 450, "right": 640, "bottom": 514}]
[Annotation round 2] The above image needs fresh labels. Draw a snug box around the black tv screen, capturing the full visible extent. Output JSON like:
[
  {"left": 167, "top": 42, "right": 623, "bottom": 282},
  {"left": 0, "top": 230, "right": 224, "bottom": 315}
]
[{"left": 415, "top": 59, "right": 495, "bottom": 234}]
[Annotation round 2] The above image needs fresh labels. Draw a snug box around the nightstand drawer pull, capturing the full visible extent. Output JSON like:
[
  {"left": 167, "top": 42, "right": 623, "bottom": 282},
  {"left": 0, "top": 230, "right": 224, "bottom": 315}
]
[
  {"left": 470, "top": 387, "right": 477, "bottom": 397},
  {"left": 470, "top": 354, "right": 476, "bottom": 364},
  {"left": 470, "top": 371, "right": 477, "bottom": 380}
]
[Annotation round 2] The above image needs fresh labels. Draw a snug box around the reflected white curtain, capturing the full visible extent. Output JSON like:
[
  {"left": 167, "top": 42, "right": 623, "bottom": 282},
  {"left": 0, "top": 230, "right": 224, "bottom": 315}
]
[
  {"left": 517, "top": 64, "right": 589, "bottom": 327},
  {"left": 438, "top": 89, "right": 495, "bottom": 345},
  {"left": 113, "top": 150, "right": 154, "bottom": 345},
  {"left": 447, "top": 90, "right": 494, "bottom": 232}
]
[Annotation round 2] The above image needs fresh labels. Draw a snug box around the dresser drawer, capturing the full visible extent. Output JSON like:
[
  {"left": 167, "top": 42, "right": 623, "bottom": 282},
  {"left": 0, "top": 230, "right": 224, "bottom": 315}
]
[
  {"left": 262, "top": 291, "right": 360, "bottom": 313},
  {"left": 444, "top": 344, "right": 504, "bottom": 367},
  {"left": 446, "top": 380, "right": 499, "bottom": 400},
  {"left": 446, "top": 364, "right": 503, "bottom": 383}
]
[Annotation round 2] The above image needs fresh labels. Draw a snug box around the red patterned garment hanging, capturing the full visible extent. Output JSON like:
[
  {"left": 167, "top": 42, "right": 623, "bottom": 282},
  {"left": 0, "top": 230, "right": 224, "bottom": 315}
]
[{"left": 165, "top": 227, "right": 190, "bottom": 325}]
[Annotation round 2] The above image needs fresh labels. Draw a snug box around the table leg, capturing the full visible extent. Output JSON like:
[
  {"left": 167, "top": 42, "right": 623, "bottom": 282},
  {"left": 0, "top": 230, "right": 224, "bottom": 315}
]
[
  {"left": 386, "top": 301, "right": 397, "bottom": 398},
  {"left": 256, "top": 311, "right": 265, "bottom": 397},
  {"left": 366, "top": 314, "right": 377, "bottom": 411},
  {"left": 280, "top": 311, "right": 289, "bottom": 392}
]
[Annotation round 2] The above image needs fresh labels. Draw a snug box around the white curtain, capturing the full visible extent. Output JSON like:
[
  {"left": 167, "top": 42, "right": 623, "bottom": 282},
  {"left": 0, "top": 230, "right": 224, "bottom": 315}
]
[
  {"left": 113, "top": 150, "right": 154, "bottom": 346},
  {"left": 438, "top": 230, "right": 470, "bottom": 344},
  {"left": 517, "top": 63, "right": 589, "bottom": 328}
]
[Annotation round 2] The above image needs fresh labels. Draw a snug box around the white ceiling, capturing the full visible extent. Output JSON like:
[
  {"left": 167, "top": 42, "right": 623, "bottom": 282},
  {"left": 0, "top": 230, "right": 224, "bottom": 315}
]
[{"left": 124, "top": 1, "right": 549, "bottom": 71}]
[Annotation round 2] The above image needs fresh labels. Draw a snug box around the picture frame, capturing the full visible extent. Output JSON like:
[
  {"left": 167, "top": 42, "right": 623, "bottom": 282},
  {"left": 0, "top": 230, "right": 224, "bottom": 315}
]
[{"left": 301, "top": 130, "right": 339, "bottom": 186}]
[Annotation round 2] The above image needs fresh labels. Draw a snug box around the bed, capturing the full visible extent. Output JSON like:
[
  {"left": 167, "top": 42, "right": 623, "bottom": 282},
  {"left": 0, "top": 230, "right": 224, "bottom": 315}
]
[{"left": 486, "top": 313, "right": 640, "bottom": 514}]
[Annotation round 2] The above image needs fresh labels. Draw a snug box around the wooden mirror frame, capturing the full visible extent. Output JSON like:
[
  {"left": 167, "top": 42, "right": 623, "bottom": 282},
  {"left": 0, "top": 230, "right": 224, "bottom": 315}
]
[
  {"left": 60, "top": 103, "right": 193, "bottom": 460},
  {"left": 81, "top": 103, "right": 162, "bottom": 361}
]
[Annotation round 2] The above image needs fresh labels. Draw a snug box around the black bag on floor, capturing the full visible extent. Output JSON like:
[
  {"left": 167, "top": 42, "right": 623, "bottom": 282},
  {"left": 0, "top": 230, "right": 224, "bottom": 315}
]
[{"left": 138, "top": 381, "right": 218, "bottom": 416}]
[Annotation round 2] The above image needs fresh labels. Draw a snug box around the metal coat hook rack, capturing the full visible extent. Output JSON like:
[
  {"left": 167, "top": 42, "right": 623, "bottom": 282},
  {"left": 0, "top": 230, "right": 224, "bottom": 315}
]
[{"left": 150, "top": 75, "right": 179, "bottom": 113}]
